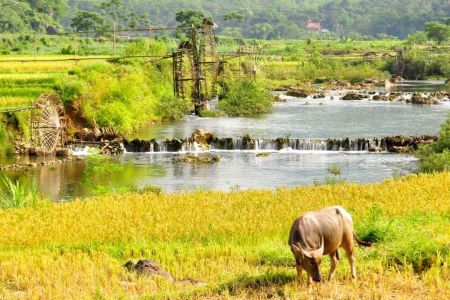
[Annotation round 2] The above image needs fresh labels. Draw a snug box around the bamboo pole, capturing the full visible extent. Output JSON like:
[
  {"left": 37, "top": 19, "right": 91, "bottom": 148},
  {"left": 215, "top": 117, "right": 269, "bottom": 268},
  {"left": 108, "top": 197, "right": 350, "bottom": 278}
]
[{"left": 113, "top": 21, "right": 116, "bottom": 56}]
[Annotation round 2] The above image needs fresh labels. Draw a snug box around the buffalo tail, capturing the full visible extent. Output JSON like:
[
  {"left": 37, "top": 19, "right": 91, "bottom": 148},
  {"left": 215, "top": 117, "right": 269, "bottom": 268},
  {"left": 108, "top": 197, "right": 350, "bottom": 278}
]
[{"left": 353, "top": 232, "right": 372, "bottom": 247}]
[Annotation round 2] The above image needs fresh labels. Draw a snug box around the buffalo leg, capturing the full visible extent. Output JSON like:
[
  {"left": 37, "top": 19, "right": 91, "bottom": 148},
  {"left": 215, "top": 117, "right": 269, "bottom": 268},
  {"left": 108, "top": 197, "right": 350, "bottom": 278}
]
[
  {"left": 328, "top": 250, "right": 340, "bottom": 280},
  {"left": 296, "top": 264, "right": 303, "bottom": 282},
  {"left": 344, "top": 247, "right": 357, "bottom": 278},
  {"left": 307, "top": 274, "right": 313, "bottom": 285}
]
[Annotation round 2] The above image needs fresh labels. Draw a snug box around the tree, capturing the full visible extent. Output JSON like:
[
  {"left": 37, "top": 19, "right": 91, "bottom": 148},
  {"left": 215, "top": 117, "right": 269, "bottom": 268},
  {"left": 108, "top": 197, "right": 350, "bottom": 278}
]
[
  {"left": 71, "top": 11, "right": 105, "bottom": 32},
  {"left": 175, "top": 9, "right": 206, "bottom": 28},
  {"left": 406, "top": 30, "right": 428, "bottom": 45},
  {"left": 27, "top": 0, "right": 67, "bottom": 19},
  {"left": 0, "top": 1, "right": 33, "bottom": 32},
  {"left": 98, "top": 0, "right": 126, "bottom": 28},
  {"left": 0, "top": 0, "right": 62, "bottom": 33},
  {"left": 175, "top": 9, "right": 206, "bottom": 38},
  {"left": 223, "top": 12, "right": 244, "bottom": 23},
  {"left": 424, "top": 22, "right": 450, "bottom": 44}
]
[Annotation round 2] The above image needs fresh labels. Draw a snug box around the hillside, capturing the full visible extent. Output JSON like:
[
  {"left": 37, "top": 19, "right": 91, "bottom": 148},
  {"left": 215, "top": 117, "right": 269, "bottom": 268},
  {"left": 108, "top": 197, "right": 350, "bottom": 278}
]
[{"left": 1, "top": 0, "right": 449, "bottom": 38}]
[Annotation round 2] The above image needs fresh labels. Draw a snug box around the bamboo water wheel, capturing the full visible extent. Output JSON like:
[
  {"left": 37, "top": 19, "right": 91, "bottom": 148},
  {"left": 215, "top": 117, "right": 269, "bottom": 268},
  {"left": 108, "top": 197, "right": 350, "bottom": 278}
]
[
  {"left": 395, "top": 48, "right": 405, "bottom": 77},
  {"left": 31, "top": 94, "right": 66, "bottom": 154},
  {"left": 199, "top": 18, "right": 221, "bottom": 100},
  {"left": 238, "top": 46, "right": 267, "bottom": 78},
  {"left": 174, "top": 41, "right": 196, "bottom": 101}
]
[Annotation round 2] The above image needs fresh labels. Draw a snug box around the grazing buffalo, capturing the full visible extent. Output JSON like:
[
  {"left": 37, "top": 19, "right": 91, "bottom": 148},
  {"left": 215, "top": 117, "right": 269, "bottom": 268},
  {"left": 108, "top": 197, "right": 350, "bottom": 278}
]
[{"left": 288, "top": 206, "right": 371, "bottom": 283}]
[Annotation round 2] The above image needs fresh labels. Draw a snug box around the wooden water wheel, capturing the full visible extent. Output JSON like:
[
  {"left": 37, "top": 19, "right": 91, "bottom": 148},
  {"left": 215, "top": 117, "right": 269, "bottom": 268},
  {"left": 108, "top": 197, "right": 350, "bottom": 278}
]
[
  {"left": 174, "top": 41, "right": 197, "bottom": 101},
  {"left": 395, "top": 48, "right": 405, "bottom": 78},
  {"left": 31, "top": 94, "right": 66, "bottom": 154},
  {"left": 199, "top": 18, "right": 221, "bottom": 100},
  {"left": 238, "top": 46, "right": 266, "bottom": 79}
]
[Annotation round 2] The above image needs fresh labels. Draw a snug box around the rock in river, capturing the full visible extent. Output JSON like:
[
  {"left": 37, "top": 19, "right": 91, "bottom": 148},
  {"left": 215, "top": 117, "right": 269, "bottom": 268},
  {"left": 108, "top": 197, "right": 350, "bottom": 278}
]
[
  {"left": 342, "top": 93, "right": 366, "bottom": 100},
  {"left": 191, "top": 128, "right": 214, "bottom": 150}
]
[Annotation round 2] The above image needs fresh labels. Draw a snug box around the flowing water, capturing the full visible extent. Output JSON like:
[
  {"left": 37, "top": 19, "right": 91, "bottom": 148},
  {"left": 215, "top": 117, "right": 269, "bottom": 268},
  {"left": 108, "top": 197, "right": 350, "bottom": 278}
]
[
  {"left": 2, "top": 82, "right": 450, "bottom": 200},
  {"left": 135, "top": 90, "right": 450, "bottom": 140}
]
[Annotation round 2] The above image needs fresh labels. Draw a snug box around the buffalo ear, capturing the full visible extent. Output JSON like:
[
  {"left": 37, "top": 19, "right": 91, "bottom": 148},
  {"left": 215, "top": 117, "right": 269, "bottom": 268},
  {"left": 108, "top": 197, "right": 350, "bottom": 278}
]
[{"left": 291, "top": 244, "right": 303, "bottom": 258}]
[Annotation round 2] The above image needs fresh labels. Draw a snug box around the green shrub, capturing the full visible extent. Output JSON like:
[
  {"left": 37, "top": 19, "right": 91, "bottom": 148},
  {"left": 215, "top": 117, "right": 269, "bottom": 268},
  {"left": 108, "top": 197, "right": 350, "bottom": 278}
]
[
  {"left": 198, "top": 109, "right": 224, "bottom": 118},
  {"left": 356, "top": 205, "right": 393, "bottom": 243},
  {"left": 155, "top": 94, "right": 191, "bottom": 122},
  {"left": 123, "top": 39, "right": 167, "bottom": 57},
  {"left": 217, "top": 79, "right": 272, "bottom": 116},
  {"left": 417, "top": 115, "right": 450, "bottom": 172},
  {"left": 54, "top": 76, "right": 84, "bottom": 104},
  {"left": 418, "top": 150, "right": 450, "bottom": 172},
  {"left": 385, "top": 52, "right": 450, "bottom": 79},
  {"left": 0, "top": 121, "right": 14, "bottom": 157}
]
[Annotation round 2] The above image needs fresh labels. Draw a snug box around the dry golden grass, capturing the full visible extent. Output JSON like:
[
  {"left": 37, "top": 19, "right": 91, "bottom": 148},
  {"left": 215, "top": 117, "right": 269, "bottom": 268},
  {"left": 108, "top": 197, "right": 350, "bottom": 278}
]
[{"left": 0, "top": 172, "right": 448, "bottom": 299}]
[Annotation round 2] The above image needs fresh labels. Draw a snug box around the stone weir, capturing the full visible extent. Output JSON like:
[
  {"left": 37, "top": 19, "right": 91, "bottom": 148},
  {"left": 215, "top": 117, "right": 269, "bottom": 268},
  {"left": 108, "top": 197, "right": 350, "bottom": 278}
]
[{"left": 123, "top": 132, "right": 438, "bottom": 154}]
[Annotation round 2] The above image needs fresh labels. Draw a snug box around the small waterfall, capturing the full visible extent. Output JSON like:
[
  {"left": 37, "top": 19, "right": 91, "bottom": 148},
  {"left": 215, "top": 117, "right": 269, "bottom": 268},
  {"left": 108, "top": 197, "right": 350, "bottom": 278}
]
[
  {"left": 123, "top": 137, "right": 388, "bottom": 153},
  {"left": 70, "top": 146, "right": 91, "bottom": 156}
]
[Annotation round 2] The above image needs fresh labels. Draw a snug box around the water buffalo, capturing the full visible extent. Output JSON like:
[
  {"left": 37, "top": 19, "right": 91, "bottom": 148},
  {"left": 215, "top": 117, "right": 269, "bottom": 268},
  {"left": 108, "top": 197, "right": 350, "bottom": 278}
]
[{"left": 288, "top": 206, "right": 371, "bottom": 283}]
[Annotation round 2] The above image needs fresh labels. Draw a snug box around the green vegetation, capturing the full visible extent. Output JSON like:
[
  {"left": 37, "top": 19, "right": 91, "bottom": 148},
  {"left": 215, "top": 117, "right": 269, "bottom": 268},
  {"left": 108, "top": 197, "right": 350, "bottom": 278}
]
[
  {"left": 0, "top": 120, "right": 14, "bottom": 158},
  {"left": 417, "top": 115, "right": 450, "bottom": 172},
  {"left": 0, "top": 176, "right": 41, "bottom": 209},
  {"left": 0, "top": 1, "right": 66, "bottom": 33},
  {"left": 54, "top": 43, "right": 190, "bottom": 134},
  {"left": 425, "top": 21, "right": 450, "bottom": 44},
  {"left": 217, "top": 79, "right": 272, "bottom": 116},
  {"left": 385, "top": 50, "right": 450, "bottom": 80}
]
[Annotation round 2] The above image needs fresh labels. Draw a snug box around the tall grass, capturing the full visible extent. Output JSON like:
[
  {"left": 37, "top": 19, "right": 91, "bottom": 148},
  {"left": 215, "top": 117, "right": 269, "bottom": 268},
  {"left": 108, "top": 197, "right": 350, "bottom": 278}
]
[{"left": 0, "top": 176, "right": 40, "bottom": 209}]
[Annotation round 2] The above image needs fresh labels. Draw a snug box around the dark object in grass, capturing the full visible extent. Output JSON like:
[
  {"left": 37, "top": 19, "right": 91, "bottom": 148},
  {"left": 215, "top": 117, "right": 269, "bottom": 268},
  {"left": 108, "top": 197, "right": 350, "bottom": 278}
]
[{"left": 124, "top": 259, "right": 206, "bottom": 286}]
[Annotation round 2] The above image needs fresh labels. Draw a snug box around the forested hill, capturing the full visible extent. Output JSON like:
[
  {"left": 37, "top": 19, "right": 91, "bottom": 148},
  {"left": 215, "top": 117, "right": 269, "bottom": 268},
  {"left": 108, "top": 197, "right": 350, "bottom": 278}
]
[{"left": 1, "top": 0, "right": 449, "bottom": 39}]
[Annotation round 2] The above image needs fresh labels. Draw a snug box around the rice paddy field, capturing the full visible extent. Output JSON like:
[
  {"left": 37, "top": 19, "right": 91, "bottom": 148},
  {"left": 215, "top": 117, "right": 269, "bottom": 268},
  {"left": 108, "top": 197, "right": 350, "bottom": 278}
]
[
  {"left": 0, "top": 56, "right": 106, "bottom": 111},
  {"left": 0, "top": 172, "right": 448, "bottom": 299}
]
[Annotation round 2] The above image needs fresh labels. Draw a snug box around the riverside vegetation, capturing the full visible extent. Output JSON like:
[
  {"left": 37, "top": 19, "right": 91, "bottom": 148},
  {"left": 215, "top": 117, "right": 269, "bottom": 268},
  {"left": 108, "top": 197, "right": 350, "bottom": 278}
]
[{"left": 0, "top": 172, "right": 448, "bottom": 298}]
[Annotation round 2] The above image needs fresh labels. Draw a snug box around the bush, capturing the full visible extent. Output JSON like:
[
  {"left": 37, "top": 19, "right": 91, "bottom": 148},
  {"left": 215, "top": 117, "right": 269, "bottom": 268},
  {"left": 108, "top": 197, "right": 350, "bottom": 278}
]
[
  {"left": 0, "top": 121, "right": 14, "bottom": 157},
  {"left": 123, "top": 39, "right": 167, "bottom": 57},
  {"left": 385, "top": 52, "right": 450, "bottom": 79},
  {"left": 155, "top": 95, "right": 191, "bottom": 122},
  {"left": 417, "top": 115, "right": 450, "bottom": 172},
  {"left": 217, "top": 79, "right": 272, "bottom": 116},
  {"left": 356, "top": 205, "right": 393, "bottom": 243},
  {"left": 54, "top": 77, "right": 84, "bottom": 104}
]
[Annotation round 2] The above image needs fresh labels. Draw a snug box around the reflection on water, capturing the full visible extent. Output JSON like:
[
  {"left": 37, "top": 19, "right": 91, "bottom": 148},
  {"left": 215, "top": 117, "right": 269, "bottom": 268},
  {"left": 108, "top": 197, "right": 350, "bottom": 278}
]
[
  {"left": 3, "top": 158, "right": 165, "bottom": 200},
  {"left": 121, "top": 151, "right": 417, "bottom": 192},
  {"left": 391, "top": 80, "right": 449, "bottom": 92},
  {"left": 3, "top": 151, "right": 417, "bottom": 200}
]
